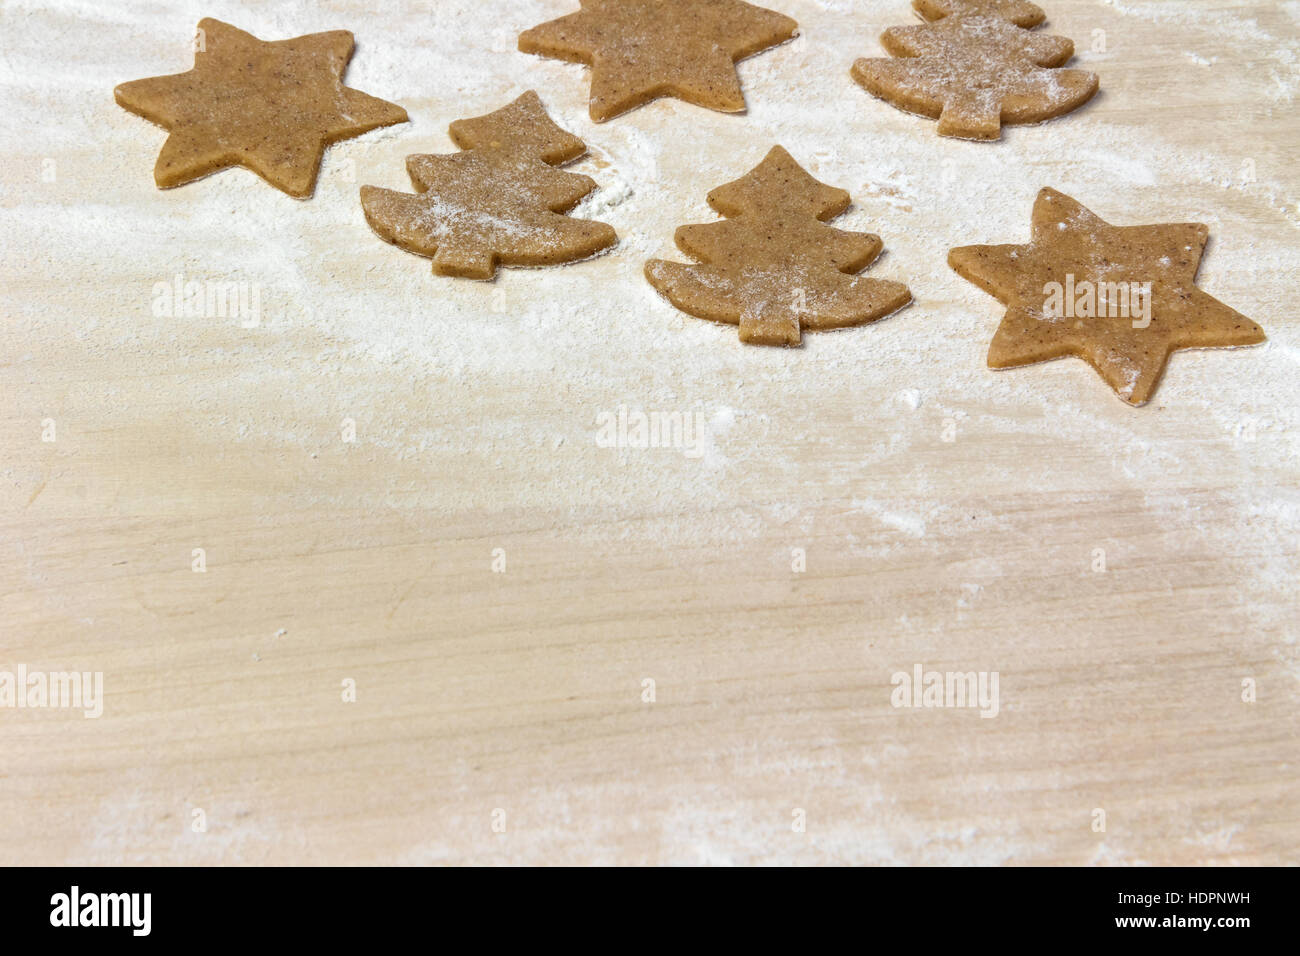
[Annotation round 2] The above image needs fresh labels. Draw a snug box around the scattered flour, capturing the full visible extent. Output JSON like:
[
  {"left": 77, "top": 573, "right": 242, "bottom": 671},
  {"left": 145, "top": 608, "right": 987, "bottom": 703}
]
[{"left": 1, "top": 0, "right": 1296, "bottom": 584}]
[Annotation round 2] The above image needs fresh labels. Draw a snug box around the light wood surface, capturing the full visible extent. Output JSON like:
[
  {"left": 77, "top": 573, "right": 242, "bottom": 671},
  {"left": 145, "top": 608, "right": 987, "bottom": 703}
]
[{"left": 2, "top": 0, "right": 1297, "bottom": 865}]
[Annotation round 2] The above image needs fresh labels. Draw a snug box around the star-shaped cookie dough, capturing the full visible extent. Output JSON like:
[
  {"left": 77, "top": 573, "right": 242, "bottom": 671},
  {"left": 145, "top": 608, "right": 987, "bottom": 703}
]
[
  {"left": 114, "top": 18, "right": 408, "bottom": 197},
  {"left": 949, "top": 189, "right": 1266, "bottom": 406},
  {"left": 518, "top": 0, "right": 798, "bottom": 122}
]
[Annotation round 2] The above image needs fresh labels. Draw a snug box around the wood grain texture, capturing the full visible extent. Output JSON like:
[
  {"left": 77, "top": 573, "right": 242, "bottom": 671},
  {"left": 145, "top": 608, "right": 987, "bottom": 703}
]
[{"left": 1, "top": 0, "right": 1297, "bottom": 865}]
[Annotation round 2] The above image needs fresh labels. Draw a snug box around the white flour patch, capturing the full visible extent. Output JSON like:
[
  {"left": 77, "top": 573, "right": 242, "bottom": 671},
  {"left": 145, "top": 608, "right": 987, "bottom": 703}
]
[{"left": 851, "top": 498, "right": 928, "bottom": 537}]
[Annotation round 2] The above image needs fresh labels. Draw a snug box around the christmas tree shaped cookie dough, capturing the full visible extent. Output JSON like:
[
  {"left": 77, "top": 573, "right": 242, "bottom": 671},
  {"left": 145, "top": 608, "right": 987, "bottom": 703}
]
[
  {"left": 360, "top": 91, "right": 617, "bottom": 279},
  {"left": 645, "top": 147, "right": 911, "bottom": 346},
  {"left": 913, "top": 0, "right": 1045, "bottom": 28},
  {"left": 949, "top": 188, "right": 1266, "bottom": 406},
  {"left": 519, "top": 0, "right": 798, "bottom": 122},
  {"left": 114, "top": 19, "right": 408, "bottom": 197},
  {"left": 851, "top": 10, "right": 1097, "bottom": 140}
]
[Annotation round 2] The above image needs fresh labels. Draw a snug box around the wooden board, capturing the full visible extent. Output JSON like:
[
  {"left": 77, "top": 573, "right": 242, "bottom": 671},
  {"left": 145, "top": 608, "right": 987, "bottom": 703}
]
[{"left": 1, "top": 0, "right": 1297, "bottom": 865}]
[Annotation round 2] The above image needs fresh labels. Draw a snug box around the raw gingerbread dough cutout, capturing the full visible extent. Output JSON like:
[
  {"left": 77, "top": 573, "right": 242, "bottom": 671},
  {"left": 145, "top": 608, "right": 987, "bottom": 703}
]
[
  {"left": 114, "top": 18, "right": 408, "bottom": 198},
  {"left": 851, "top": 11, "right": 1097, "bottom": 140},
  {"left": 518, "top": 0, "right": 798, "bottom": 122},
  {"left": 645, "top": 146, "right": 912, "bottom": 346},
  {"left": 360, "top": 91, "right": 617, "bottom": 279},
  {"left": 913, "top": 0, "right": 1045, "bottom": 29},
  {"left": 949, "top": 188, "right": 1266, "bottom": 406}
]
